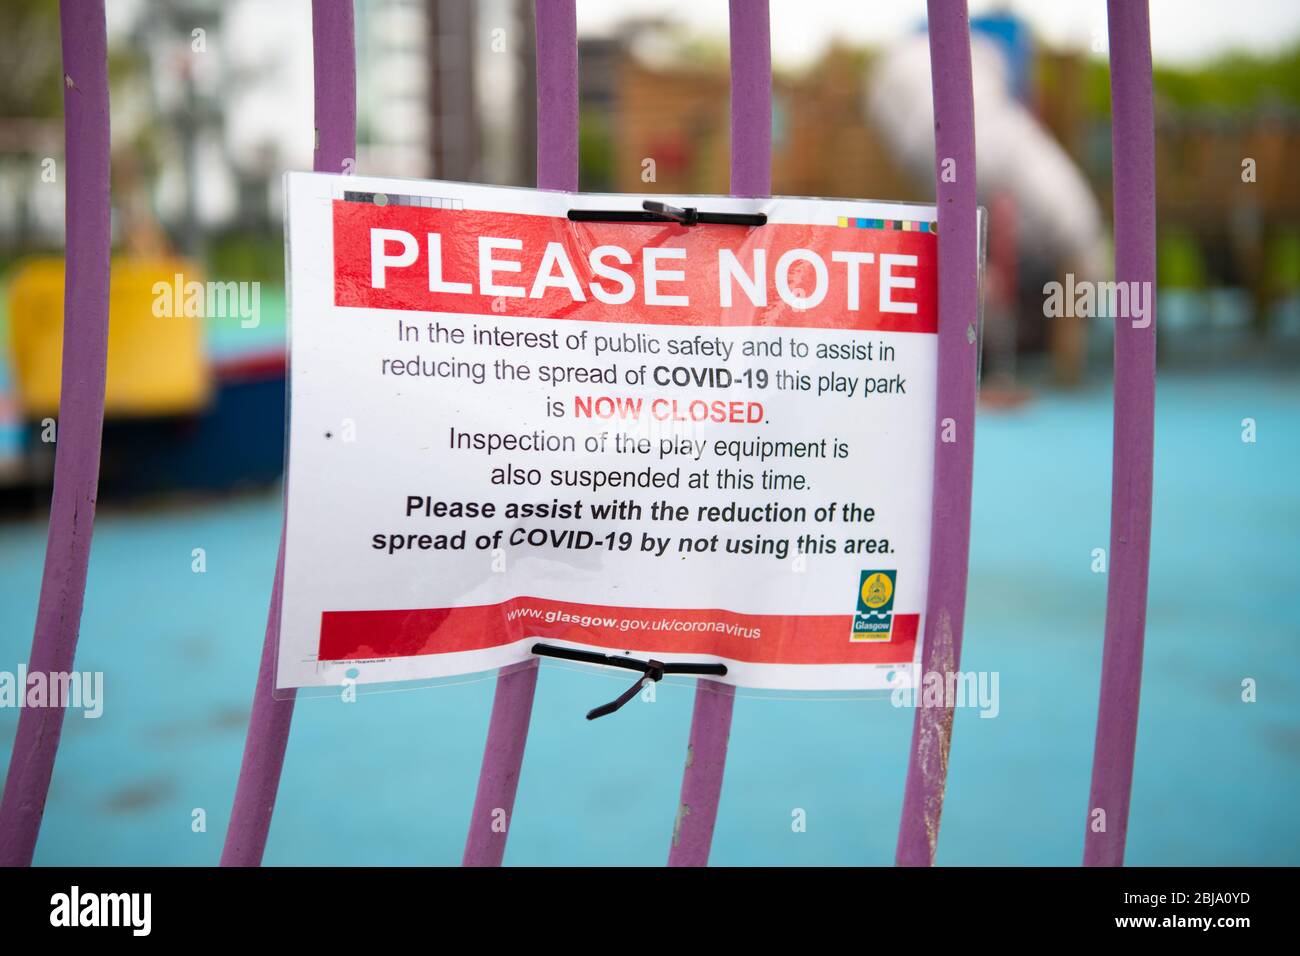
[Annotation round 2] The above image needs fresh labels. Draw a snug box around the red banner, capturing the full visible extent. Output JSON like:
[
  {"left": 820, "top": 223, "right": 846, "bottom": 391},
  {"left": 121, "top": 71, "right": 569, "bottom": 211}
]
[
  {"left": 320, "top": 598, "right": 918, "bottom": 667},
  {"left": 333, "top": 202, "right": 937, "bottom": 333}
]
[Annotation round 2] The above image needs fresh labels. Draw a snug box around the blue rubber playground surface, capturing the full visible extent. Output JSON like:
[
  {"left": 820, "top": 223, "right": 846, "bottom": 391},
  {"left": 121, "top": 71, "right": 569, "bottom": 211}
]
[{"left": 0, "top": 364, "right": 1297, "bottom": 866}]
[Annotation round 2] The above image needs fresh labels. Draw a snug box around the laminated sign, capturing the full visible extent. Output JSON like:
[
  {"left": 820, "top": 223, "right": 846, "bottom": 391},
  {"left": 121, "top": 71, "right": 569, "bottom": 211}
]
[{"left": 279, "top": 174, "right": 949, "bottom": 693}]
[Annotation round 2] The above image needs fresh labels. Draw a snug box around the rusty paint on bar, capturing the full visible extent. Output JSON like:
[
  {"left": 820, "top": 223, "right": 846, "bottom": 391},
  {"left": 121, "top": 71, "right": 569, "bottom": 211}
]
[
  {"left": 1084, "top": 0, "right": 1156, "bottom": 868},
  {"left": 668, "top": 680, "right": 736, "bottom": 865},
  {"left": 895, "top": 0, "right": 979, "bottom": 867},
  {"left": 462, "top": 0, "right": 578, "bottom": 868},
  {"left": 0, "top": 0, "right": 112, "bottom": 868},
  {"left": 462, "top": 660, "right": 541, "bottom": 866},
  {"left": 665, "top": 0, "right": 771, "bottom": 868},
  {"left": 220, "top": 0, "right": 356, "bottom": 867}
]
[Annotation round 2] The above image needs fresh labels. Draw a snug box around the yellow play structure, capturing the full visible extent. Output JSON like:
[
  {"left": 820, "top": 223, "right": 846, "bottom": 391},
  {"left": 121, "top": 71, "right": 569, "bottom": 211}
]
[{"left": 6, "top": 257, "right": 211, "bottom": 418}]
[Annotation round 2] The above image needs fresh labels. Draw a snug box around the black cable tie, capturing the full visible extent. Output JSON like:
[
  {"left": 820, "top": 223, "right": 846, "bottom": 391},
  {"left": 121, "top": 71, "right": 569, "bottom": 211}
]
[
  {"left": 568, "top": 200, "right": 766, "bottom": 227},
  {"left": 530, "top": 643, "right": 728, "bottom": 720},
  {"left": 642, "top": 200, "right": 697, "bottom": 225}
]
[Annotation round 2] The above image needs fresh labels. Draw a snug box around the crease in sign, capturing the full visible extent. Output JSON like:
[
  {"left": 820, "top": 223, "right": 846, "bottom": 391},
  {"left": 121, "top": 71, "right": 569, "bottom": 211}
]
[{"left": 334, "top": 202, "right": 938, "bottom": 333}]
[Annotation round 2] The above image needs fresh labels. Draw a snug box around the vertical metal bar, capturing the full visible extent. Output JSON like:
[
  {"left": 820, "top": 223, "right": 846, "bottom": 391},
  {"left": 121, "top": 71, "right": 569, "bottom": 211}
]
[
  {"left": 895, "top": 0, "right": 979, "bottom": 867},
  {"left": 221, "top": 0, "right": 356, "bottom": 867},
  {"left": 0, "top": 0, "right": 112, "bottom": 868},
  {"left": 668, "top": 680, "right": 737, "bottom": 866},
  {"left": 534, "top": 0, "right": 579, "bottom": 191},
  {"left": 462, "top": 660, "right": 540, "bottom": 867},
  {"left": 665, "top": 0, "right": 771, "bottom": 868},
  {"left": 1084, "top": 0, "right": 1156, "bottom": 868},
  {"left": 726, "top": 0, "right": 772, "bottom": 198},
  {"left": 462, "top": 0, "right": 577, "bottom": 868},
  {"left": 312, "top": 1, "right": 359, "bottom": 180}
]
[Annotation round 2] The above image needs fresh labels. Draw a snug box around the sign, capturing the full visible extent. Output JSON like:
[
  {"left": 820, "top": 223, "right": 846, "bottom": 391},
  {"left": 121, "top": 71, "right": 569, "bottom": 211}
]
[{"left": 278, "top": 174, "right": 944, "bottom": 692}]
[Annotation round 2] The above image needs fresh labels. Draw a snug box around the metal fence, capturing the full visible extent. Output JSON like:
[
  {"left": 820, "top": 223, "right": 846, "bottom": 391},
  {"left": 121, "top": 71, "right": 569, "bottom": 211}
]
[{"left": 0, "top": 0, "right": 1155, "bottom": 868}]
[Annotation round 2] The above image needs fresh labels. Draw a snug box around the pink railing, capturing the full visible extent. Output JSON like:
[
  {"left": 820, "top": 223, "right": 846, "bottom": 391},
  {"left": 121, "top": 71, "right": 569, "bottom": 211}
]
[
  {"left": 0, "top": 0, "right": 1155, "bottom": 869},
  {"left": 0, "top": 0, "right": 112, "bottom": 867},
  {"left": 220, "top": 0, "right": 358, "bottom": 867},
  {"left": 1085, "top": 0, "right": 1157, "bottom": 868},
  {"left": 895, "top": 0, "right": 982, "bottom": 867}
]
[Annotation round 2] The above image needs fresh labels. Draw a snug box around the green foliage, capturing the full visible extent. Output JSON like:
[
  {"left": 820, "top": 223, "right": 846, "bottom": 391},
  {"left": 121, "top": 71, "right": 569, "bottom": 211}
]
[
  {"left": 206, "top": 233, "right": 287, "bottom": 286},
  {"left": 578, "top": 108, "right": 614, "bottom": 191},
  {"left": 0, "top": 0, "right": 144, "bottom": 121},
  {"left": 1158, "top": 230, "right": 1207, "bottom": 289},
  {"left": 1083, "top": 42, "right": 1300, "bottom": 117},
  {"left": 0, "top": 0, "right": 64, "bottom": 119},
  {"left": 1154, "top": 45, "right": 1300, "bottom": 110},
  {"left": 1266, "top": 231, "right": 1300, "bottom": 289}
]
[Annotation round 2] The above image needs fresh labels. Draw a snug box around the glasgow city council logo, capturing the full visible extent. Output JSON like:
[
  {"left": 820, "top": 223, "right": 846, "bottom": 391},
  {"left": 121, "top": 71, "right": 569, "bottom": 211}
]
[{"left": 851, "top": 569, "right": 896, "bottom": 642}]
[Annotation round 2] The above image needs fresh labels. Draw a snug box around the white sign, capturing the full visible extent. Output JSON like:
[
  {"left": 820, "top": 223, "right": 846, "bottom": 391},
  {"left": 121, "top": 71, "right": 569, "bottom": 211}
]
[{"left": 278, "top": 174, "right": 944, "bottom": 692}]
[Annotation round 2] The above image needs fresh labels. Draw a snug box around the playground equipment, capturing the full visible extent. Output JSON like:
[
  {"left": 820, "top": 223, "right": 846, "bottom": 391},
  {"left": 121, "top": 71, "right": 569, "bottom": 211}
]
[
  {"left": 0, "top": 0, "right": 1155, "bottom": 868},
  {"left": 7, "top": 257, "right": 210, "bottom": 418},
  {"left": 2, "top": 256, "right": 285, "bottom": 500}
]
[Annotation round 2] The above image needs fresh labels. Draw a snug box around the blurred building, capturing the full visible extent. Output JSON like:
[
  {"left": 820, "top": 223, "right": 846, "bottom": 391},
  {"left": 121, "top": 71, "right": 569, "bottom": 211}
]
[
  {"left": 577, "top": 18, "right": 1300, "bottom": 357},
  {"left": 579, "top": 23, "right": 916, "bottom": 201}
]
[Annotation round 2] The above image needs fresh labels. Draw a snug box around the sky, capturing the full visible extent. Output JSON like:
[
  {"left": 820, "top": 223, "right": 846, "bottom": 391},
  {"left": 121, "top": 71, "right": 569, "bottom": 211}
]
[
  {"left": 108, "top": 0, "right": 1300, "bottom": 73},
  {"left": 577, "top": 0, "right": 1300, "bottom": 67}
]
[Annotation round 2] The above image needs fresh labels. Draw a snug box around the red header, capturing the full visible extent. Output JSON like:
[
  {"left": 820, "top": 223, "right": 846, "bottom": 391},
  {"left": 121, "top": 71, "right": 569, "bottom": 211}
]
[
  {"left": 332, "top": 201, "right": 937, "bottom": 333},
  {"left": 319, "top": 597, "right": 918, "bottom": 666}
]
